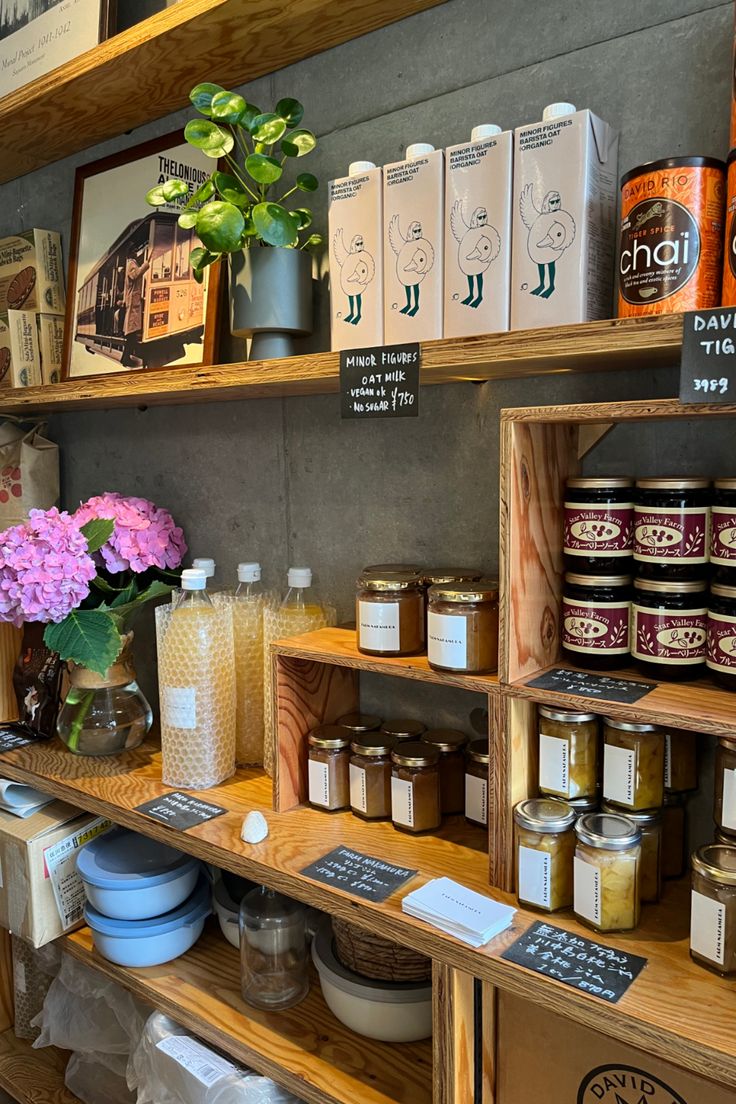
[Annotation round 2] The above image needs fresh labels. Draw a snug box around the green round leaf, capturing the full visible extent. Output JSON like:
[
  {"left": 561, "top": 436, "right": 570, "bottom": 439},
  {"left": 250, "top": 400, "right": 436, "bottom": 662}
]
[
  {"left": 189, "top": 82, "right": 225, "bottom": 116},
  {"left": 253, "top": 203, "right": 299, "bottom": 247},
  {"left": 275, "top": 97, "right": 304, "bottom": 128},
  {"left": 195, "top": 202, "right": 245, "bottom": 253},
  {"left": 210, "top": 90, "right": 247, "bottom": 125},
  {"left": 184, "top": 119, "right": 234, "bottom": 158},
  {"left": 146, "top": 184, "right": 168, "bottom": 207},
  {"left": 212, "top": 171, "right": 250, "bottom": 208},
  {"left": 292, "top": 208, "right": 312, "bottom": 229},
  {"left": 147, "top": 178, "right": 189, "bottom": 205},
  {"left": 302, "top": 232, "right": 324, "bottom": 249},
  {"left": 281, "top": 129, "right": 317, "bottom": 157},
  {"left": 296, "top": 172, "right": 318, "bottom": 192},
  {"left": 188, "top": 179, "right": 216, "bottom": 206},
  {"left": 178, "top": 211, "right": 198, "bottom": 230},
  {"left": 239, "top": 102, "right": 262, "bottom": 131},
  {"left": 245, "top": 153, "right": 283, "bottom": 184},
  {"left": 251, "top": 113, "right": 287, "bottom": 144}
]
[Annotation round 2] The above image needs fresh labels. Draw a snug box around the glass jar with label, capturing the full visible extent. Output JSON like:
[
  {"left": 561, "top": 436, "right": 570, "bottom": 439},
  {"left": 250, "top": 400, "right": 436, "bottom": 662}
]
[
  {"left": 662, "top": 792, "right": 688, "bottom": 880},
  {"left": 548, "top": 794, "right": 599, "bottom": 820},
  {"left": 602, "top": 802, "right": 662, "bottom": 903},
  {"left": 574, "top": 812, "right": 641, "bottom": 933},
  {"left": 707, "top": 582, "right": 736, "bottom": 691},
  {"left": 349, "top": 732, "right": 397, "bottom": 820},
  {"left": 563, "top": 477, "right": 634, "bottom": 573},
  {"left": 337, "top": 713, "right": 382, "bottom": 734},
  {"left": 663, "top": 728, "right": 698, "bottom": 793},
  {"left": 356, "top": 572, "right": 425, "bottom": 657},
  {"left": 307, "top": 726, "right": 351, "bottom": 812},
  {"left": 427, "top": 583, "right": 499, "bottom": 674},
  {"left": 602, "top": 718, "right": 664, "bottom": 810},
  {"left": 690, "top": 843, "right": 736, "bottom": 976},
  {"left": 634, "top": 478, "right": 711, "bottom": 580},
  {"left": 714, "top": 737, "right": 736, "bottom": 838},
  {"left": 514, "top": 798, "right": 576, "bottom": 913},
  {"left": 421, "top": 729, "right": 468, "bottom": 814},
  {"left": 421, "top": 568, "right": 483, "bottom": 587},
  {"left": 381, "top": 719, "right": 426, "bottom": 742},
  {"left": 363, "top": 563, "right": 423, "bottom": 575},
  {"left": 390, "top": 742, "right": 441, "bottom": 834},
  {"left": 630, "top": 577, "right": 707, "bottom": 681},
  {"left": 465, "top": 739, "right": 489, "bottom": 828},
  {"left": 710, "top": 480, "right": 736, "bottom": 576},
  {"left": 538, "top": 707, "right": 598, "bottom": 800},
  {"left": 561, "top": 573, "right": 631, "bottom": 670}
]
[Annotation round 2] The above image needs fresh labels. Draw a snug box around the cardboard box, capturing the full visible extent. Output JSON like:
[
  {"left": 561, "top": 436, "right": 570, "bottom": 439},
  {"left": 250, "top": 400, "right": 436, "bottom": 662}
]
[
  {"left": 328, "top": 163, "right": 384, "bottom": 351},
  {"left": 497, "top": 992, "right": 731, "bottom": 1103},
  {"left": 0, "top": 230, "right": 65, "bottom": 316},
  {"left": 37, "top": 313, "right": 64, "bottom": 385},
  {"left": 0, "top": 311, "right": 42, "bottom": 388}
]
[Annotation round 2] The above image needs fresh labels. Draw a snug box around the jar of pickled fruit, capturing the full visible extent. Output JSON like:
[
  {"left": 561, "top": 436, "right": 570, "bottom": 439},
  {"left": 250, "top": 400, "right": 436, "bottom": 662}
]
[
  {"left": 538, "top": 707, "right": 598, "bottom": 800},
  {"left": 427, "top": 583, "right": 499, "bottom": 674},
  {"left": 308, "top": 726, "right": 352, "bottom": 812},
  {"left": 602, "top": 802, "right": 662, "bottom": 903},
  {"left": 548, "top": 794, "right": 599, "bottom": 820},
  {"left": 561, "top": 573, "right": 631, "bottom": 670},
  {"left": 465, "top": 738, "right": 490, "bottom": 828},
  {"left": 663, "top": 728, "right": 698, "bottom": 793},
  {"left": 714, "top": 737, "right": 736, "bottom": 838},
  {"left": 421, "top": 729, "right": 468, "bottom": 814},
  {"left": 690, "top": 843, "right": 736, "bottom": 976},
  {"left": 514, "top": 798, "right": 576, "bottom": 913},
  {"left": 602, "top": 718, "right": 664, "bottom": 811},
  {"left": 381, "top": 719, "right": 426, "bottom": 742},
  {"left": 349, "top": 732, "right": 397, "bottom": 820},
  {"left": 563, "top": 477, "right": 634, "bottom": 573},
  {"left": 662, "top": 792, "right": 688, "bottom": 880},
  {"left": 574, "top": 812, "right": 641, "bottom": 933},
  {"left": 390, "top": 742, "right": 441, "bottom": 833},
  {"left": 356, "top": 572, "right": 425, "bottom": 657},
  {"left": 630, "top": 577, "right": 708, "bottom": 681}
]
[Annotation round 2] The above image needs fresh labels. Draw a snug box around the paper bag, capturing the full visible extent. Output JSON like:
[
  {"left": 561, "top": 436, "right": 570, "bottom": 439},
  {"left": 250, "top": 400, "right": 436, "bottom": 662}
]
[{"left": 0, "top": 417, "right": 59, "bottom": 532}]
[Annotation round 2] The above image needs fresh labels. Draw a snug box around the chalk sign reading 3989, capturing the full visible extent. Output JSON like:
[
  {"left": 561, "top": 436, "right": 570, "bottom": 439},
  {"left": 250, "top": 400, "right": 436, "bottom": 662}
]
[
  {"left": 680, "top": 309, "right": 736, "bottom": 403},
  {"left": 340, "top": 342, "right": 420, "bottom": 420}
]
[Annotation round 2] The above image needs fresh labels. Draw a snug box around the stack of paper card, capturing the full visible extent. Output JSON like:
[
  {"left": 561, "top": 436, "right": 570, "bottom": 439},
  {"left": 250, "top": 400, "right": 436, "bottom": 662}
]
[
  {"left": 402, "top": 877, "right": 516, "bottom": 947},
  {"left": 0, "top": 779, "right": 54, "bottom": 818}
]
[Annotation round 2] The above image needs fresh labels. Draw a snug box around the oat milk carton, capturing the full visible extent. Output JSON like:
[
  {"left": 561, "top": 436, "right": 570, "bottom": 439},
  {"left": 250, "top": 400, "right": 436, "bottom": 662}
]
[
  {"left": 328, "top": 161, "right": 383, "bottom": 350},
  {"left": 444, "top": 124, "right": 513, "bottom": 336},
  {"left": 383, "top": 143, "right": 444, "bottom": 343},
  {"left": 510, "top": 102, "right": 618, "bottom": 329}
]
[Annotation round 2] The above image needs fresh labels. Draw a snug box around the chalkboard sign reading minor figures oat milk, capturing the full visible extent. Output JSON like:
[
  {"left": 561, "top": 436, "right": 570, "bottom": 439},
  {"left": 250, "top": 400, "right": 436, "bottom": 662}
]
[{"left": 340, "top": 343, "right": 420, "bottom": 420}]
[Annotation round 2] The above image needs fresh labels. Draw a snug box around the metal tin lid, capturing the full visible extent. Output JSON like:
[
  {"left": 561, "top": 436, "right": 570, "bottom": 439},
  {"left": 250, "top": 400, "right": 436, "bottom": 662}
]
[
  {"left": 621, "top": 157, "right": 726, "bottom": 188},
  {"left": 715, "top": 478, "right": 736, "bottom": 490},
  {"left": 514, "top": 797, "right": 576, "bottom": 833},
  {"left": 539, "top": 706, "right": 597, "bottom": 723},
  {"left": 337, "top": 713, "right": 382, "bottom": 733},
  {"left": 548, "top": 794, "right": 599, "bottom": 814},
  {"left": 466, "top": 738, "right": 490, "bottom": 764},
  {"left": 691, "top": 843, "right": 736, "bottom": 886},
  {"left": 575, "top": 812, "right": 641, "bottom": 850},
  {"left": 428, "top": 581, "right": 499, "bottom": 604},
  {"left": 566, "top": 477, "right": 633, "bottom": 489},
  {"left": 308, "top": 725, "right": 352, "bottom": 749},
  {"left": 362, "top": 563, "right": 423, "bottom": 575},
  {"left": 421, "top": 568, "right": 483, "bottom": 586},
  {"left": 391, "top": 741, "right": 441, "bottom": 768},
  {"left": 635, "top": 477, "right": 710, "bottom": 490},
  {"left": 565, "top": 573, "right": 632, "bottom": 587},
  {"left": 351, "top": 732, "right": 397, "bottom": 757},
  {"left": 711, "top": 583, "right": 736, "bottom": 600},
  {"left": 381, "top": 719, "right": 426, "bottom": 740},
  {"left": 601, "top": 801, "right": 662, "bottom": 826},
  {"left": 358, "top": 572, "right": 422, "bottom": 592},
  {"left": 634, "top": 577, "right": 707, "bottom": 595},
  {"left": 421, "top": 728, "right": 469, "bottom": 753},
  {"left": 603, "top": 716, "right": 658, "bottom": 733}
]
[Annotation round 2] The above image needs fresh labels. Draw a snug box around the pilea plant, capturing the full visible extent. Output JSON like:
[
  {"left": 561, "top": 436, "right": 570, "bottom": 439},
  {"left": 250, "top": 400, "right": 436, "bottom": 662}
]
[{"left": 146, "top": 84, "right": 322, "bottom": 282}]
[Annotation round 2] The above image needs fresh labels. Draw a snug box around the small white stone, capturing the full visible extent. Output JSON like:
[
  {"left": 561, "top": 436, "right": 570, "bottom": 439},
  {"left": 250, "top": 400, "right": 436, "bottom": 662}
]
[{"left": 241, "top": 810, "right": 268, "bottom": 844}]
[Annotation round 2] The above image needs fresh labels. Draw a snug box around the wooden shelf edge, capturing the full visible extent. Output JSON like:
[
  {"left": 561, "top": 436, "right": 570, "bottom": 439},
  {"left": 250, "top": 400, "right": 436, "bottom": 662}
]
[
  {"left": 501, "top": 394, "right": 736, "bottom": 423},
  {"left": 0, "top": 1030, "right": 76, "bottom": 1104}
]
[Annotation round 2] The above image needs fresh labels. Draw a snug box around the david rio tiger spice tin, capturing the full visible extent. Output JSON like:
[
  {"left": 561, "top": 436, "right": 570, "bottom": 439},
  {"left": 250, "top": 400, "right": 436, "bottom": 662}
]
[
  {"left": 618, "top": 156, "right": 725, "bottom": 316},
  {"left": 721, "top": 149, "right": 736, "bottom": 307}
]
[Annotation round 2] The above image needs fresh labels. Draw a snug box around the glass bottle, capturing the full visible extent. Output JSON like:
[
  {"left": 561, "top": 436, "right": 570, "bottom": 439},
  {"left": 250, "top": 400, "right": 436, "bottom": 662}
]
[
  {"left": 239, "top": 885, "right": 309, "bottom": 1009},
  {"left": 232, "top": 562, "right": 265, "bottom": 766},
  {"left": 192, "top": 557, "right": 217, "bottom": 587},
  {"left": 349, "top": 732, "right": 397, "bottom": 820}
]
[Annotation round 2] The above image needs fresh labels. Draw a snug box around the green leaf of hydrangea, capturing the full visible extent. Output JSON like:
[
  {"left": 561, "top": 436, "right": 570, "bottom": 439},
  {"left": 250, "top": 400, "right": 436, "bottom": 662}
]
[
  {"left": 79, "top": 518, "right": 114, "bottom": 554},
  {"left": 44, "top": 611, "right": 122, "bottom": 676}
]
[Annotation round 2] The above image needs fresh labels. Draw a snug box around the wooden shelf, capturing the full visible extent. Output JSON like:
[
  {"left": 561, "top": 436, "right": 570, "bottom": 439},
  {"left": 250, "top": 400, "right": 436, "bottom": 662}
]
[
  {"left": 0, "top": 0, "right": 445, "bottom": 184},
  {"left": 0, "top": 1030, "right": 76, "bottom": 1104},
  {"left": 0, "top": 315, "right": 683, "bottom": 415},
  {"left": 63, "top": 924, "right": 431, "bottom": 1104},
  {"left": 502, "top": 394, "right": 736, "bottom": 424}
]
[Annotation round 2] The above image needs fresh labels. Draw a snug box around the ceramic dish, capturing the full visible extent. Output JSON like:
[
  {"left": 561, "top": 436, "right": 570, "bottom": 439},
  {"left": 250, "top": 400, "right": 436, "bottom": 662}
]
[{"left": 213, "top": 877, "right": 242, "bottom": 948}]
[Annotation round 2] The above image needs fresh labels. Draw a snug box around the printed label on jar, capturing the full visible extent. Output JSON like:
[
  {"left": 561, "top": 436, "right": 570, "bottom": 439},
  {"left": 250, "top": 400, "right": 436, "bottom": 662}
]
[
  {"left": 710, "top": 506, "right": 736, "bottom": 565},
  {"left": 349, "top": 764, "right": 367, "bottom": 813},
  {"left": 690, "top": 889, "right": 726, "bottom": 966},
  {"left": 358, "top": 600, "right": 400, "bottom": 652},
  {"left": 465, "top": 773, "right": 487, "bottom": 825},
  {"left": 562, "top": 598, "right": 630, "bottom": 656},
  {"left": 707, "top": 609, "right": 736, "bottom": 672},
  {"left": 633, "top": 506, "right": 709, "bottom": 564},
  {"left": 722, "top": 767, "right": 736, "bottom": 831},
  {"left": 518, "top": 846, "right": 551, "bottom": 908},
  {"left": 391, "top": 776, "right": 414, "bottom": 827},
  {"left": 603, "top": 742, "right": 637, "bottom": 806},
  {"left": 631, "top": 605, "right": 707, "bottom": 665},
  {"left": 563, "top": 503, "right": 633, "bottom": 557},
  {"left": 308, "top": 759, "right": 331, "bottom": 807},
  {"left": 539, "top": 733, "right": 570, "bottom": 796},
  {"left": 163, "top": 686, "right": 197, "bottom": 730},
  {"left": 573, "top": 856, "right": 601, "bottom": 925},
  {"left": 427, "top": 611, "right": 467, "bottom": 669}
]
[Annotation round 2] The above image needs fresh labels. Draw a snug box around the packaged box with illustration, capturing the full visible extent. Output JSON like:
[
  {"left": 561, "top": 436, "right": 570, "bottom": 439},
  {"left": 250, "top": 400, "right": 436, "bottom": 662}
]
[
  {"left": 0, "top": 311, "right": 42, "bottom": 388},
  {"left": 0, "top": 230, "right": 65, "bottom": 316},
  {"left": 37, "top": 313, "right": 64, "bottom": 384}
]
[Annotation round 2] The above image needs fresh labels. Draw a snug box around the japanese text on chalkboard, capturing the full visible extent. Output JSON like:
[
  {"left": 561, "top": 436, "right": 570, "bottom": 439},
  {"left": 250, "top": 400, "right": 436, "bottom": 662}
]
[{"left": 300, "top": 845, "right": 417, "bottom": 901}]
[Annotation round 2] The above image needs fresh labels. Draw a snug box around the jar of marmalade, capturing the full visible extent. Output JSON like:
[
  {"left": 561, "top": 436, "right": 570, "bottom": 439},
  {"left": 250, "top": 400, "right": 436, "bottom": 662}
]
[
  {"left": 349, "top": 732, "right": 396, "bottom": 820},
  {"left": 602, "top": 718, "right": 664, "bottom": 811},
  {"left": 465, "top": 739, "right": 490, "bottom": 827},
  {"left": 690, "top": 844, "right": 736, "bottom": 976},
  {"left": 634, "top": 478, "right": 710, "bottom": 580},
  {"left": 707, "top": 582, "right": 736, "bottom": 690},
  {"left": 514, "top": 798, "right": 576, "bottom": 913},
  {"left": 601, "top": 801, "right": 662, "bottom": 903},
  {"left": 390, "top": 742, "right": 441, "bottom": 833},
  {"left": 662, "top": 792, "right": 688, "bottom": 880},
  {"left": 421, "top": 729, "right": 468, "bottom": 814},
  {"left": 574, "top": 812, "right": 641, "bottom": 933},
  {"left": 538, "top": 707, "right": 598, "bottom": 800},
  {"left": 663, "top": 728, "right": 698, "bottom": 793},
  {"left": 356, "top": 572, "right": 425, "bottom": 657},
  {"left": 715, "top": 737, "right": 736, "bottom": 838},
  {"left": 710, "top": 480, "right": 736, "bottom": 575},
  {"left": 630, "top": 577, "right": 707, "bottom": 680},
  {"left": 427, "top": 583, "right": 499, "bottom": 674},
  {"left": 561, "top": 573, "right": 631, "bottom": 670},
  {"left": 563, "top": 477, "right": 633, "bottom": 573}
]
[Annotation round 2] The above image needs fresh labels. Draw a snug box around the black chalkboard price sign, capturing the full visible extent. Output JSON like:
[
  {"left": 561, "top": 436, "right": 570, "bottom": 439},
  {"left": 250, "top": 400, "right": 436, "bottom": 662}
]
[
  {"left": 679, "top": 309, "right": 736, "bottom": 404},
  {"left": 301, "top": 845, "right": 418, "bottom": 902},
  {"left": 136, "top": 791, "right": 227, "bottom": 831},
  {"left": 526, "top": 667, "right": 656, "bottom": 705},
  {"left": 340, "top": 343, "right": 420, "bottom": 420}
]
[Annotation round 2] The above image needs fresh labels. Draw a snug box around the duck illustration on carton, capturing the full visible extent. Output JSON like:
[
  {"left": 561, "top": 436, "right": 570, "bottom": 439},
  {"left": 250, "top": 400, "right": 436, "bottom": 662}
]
[
  {"left": 519, "top": 184, "right": 576, "bottom": 299},
  {"left": 332, "top": 228, "right": 376, "bottom": 325},
  {"left": 450, "top": 201, "right": 501, "bottom": 308},
  {"left": 327, "top": 160, "right": 384, "bottom": 351},
  {"left": 388, "top": 216, "right": 435, "bottom": 316}
]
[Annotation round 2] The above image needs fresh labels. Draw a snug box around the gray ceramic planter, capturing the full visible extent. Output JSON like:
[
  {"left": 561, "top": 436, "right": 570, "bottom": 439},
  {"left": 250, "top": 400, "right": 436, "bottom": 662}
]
[{"left": 229, "top": 247, "right": 312, "bottom": 360}]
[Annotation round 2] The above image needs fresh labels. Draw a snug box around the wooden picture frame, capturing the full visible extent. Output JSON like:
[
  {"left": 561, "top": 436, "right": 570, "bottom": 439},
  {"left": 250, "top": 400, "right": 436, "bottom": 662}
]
[{"left": 63, "top": 131, "right": 221, "bottom": 381}]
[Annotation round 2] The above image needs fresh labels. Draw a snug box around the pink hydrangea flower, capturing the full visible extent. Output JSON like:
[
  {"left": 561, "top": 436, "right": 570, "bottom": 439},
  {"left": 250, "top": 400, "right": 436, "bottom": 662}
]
[
  {"left": 74, "top": 493, "right": 186, "bottom": 574},
  {"left": 0, "top": 508, "right": 96, "bottom": 627}
]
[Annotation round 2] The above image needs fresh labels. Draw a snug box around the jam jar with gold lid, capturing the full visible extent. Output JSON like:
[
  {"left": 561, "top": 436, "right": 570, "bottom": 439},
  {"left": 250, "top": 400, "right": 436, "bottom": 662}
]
[
  {"left": 337, "top": 712, "right": 382, "bottom": 734},
  {"left": 514, "top": 798, "right": 576, "bottom": 913},
  {"left": 349, "top": 732, "right": 397, "bottom": 820},
  {"left": 465, "top": 739, "right": 489, "bottom": 827},
  {"left": 381, "top": 719, "right": 426, "bottom": 742},
  {"left": 308, "top": 725, "right": 352, "bottom": 811},
  {"left": 561, "top": 572, "right": 631, "bottom": 670},
  {"left": 356, "top": 572, "right": 425, "bottom": 657},
  {"left": 690, "top": 843, "right": 736, "bottom": 976},
  {"left": 363, "top": 563, "right": 422, "bottom": 575},
  {"left": 422, "top": 728, "right": 468, "bottom": 815},
  {"left": 707, "top": 581, "right": 736, "bottom": 691},
  {"left": 634, "top": 478, "right": 710, "bottom": 580},
  {"left": 427, "top": 582, "right": 499, "bottom": 674},
  {"left": 390, "top": 742, "right": 441, "bottom": 833},
  {"left": 421, "top": 568, "right": 483, "bottom": 587},
  {"left": 630, "top": 577, "right": 707, "bottom": 680},
  {"left": 710, "top": 480, "right": 736, "bottom": 576},
  {"left": 574, "top": 812, "right": 641, "bottom": 933},
  {"left": 563, "top": 477, "right": 634, "bottom": 573}
]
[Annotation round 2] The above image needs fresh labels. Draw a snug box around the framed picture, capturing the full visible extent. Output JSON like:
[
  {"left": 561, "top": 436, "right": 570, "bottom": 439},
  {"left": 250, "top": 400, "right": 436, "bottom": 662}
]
[
  {"left": 0, "top": 0, "right": 113, "bottom": 99},
  {"left": 63, "top": 132, "right": 221, "bottom": 380}
]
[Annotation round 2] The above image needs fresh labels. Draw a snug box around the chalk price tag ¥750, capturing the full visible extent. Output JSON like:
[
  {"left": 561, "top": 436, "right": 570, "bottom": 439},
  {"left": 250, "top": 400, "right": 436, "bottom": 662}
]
[
  {"left": 340, "top": 343, "right": 420, "bottom": 420},
  {"left": 680, "top": 309, "right": 736, "bottom": 404}
]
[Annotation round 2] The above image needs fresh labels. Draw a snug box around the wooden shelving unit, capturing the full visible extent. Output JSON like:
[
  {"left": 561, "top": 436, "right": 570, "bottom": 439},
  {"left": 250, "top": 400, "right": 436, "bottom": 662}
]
[{"left": 0, "top": 1030, "right": 76, "bottom": 1104}]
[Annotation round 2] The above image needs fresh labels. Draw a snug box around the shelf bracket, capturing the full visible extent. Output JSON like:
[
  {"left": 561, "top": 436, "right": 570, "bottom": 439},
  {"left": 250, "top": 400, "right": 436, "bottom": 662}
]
[{"left": 576, "top": 422, "right": 614, "bottom": 459}]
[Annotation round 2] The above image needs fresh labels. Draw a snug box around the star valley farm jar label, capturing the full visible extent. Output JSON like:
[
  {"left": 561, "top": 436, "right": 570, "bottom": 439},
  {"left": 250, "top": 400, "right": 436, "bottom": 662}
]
[
  {"left": 707, "top": 611, "right": 736, "bottom": 673},
  {"left": 563, "top": 504, "right": 633, "bottom": 558},
  {"left": 711, "top": 507, "right": 736, "bottom": 565},
  {"left": 562, "top": 599, "right": 630, "bottom": 656},
  {"left": 631, "top": 606, "right": 707, "bottom": 664},
  {"left": 634, "top": 507, "right": 709, "bottom": 565}
]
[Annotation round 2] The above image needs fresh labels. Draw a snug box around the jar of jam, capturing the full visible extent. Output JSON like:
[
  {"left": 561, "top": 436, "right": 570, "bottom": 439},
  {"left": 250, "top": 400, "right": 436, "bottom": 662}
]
[
  {"left": 363, "top": 563, "right": 422, "bottom": 575},
  {"left": 390, "top": 742, "right": 441, "bottom": 833},
  {"left": 548, "top": 794, "right": 599, "bottom": 820},
  {"left": 563, "top": 477, "right": 633, "bottom": 573},
  {"left": 538, "top": 707, "right": 598, "bottom": 800},
  {"left": 465, "top": 739, "right": 489, "bottom": 827},
  {"left": 561, "top": 573, "right": 631, "bottom": 670},
  {"left": 662, "top": 792, "right": 688, "bottom": 880},
  {"left": 421, "top": 729, "right": 468, "bottom": 814},
  {"left": 574, "top": 812, "right": 641, "bottom": 933},
  {"left": 308, "top": 725, "right": 352, "bottom": 811},
  {"left": 381, "top": 719, "right": 426, "bottom": 741},
  {"left": 602, "top": 718, "right": 664, "bottom": 810},
  {"left": 427, "top": 583, "right": 499, "bottom": 674},
  {"left": 602, "top": 802, "right": 662, "bottom": 903},
  {"left": 514, "top": 798, "right": 576, "bottom": 913},
  {"left": 634, "top": 478, "right": 710, "bottom": 580},
  {"left": 349, "top": 732, "right": 397, "bottom": 820},
  {"left": 630, "top": 577, "right": 707, "bottom": 681},
  {"left": 714, "top": 737, "right": 736, "bottom": 838},
  {"left": 690, "top": 843, "right": 736, "bottom": 976},
  {"left": 663, "top": 728, "right": 698, "bottom": 792},
  {"left": 356, "top": 572, "right": 425, "bottom": 657},
  {"left": 421, "top": 568, "right": 483, "bottom": 587},
  {"left": 710, "top": 480, "right": 736, "bottom": 575},
  {"left": 337, "top": 713, "right": 382, "bottom": 734},
  {"left": 707, "top": 582, "right": 736, "bottom": 690}
]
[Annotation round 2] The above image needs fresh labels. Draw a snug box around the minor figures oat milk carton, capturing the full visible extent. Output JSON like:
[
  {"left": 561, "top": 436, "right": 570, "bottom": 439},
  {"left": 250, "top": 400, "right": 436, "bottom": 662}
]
[
  {"left": 444, "top": 124, "right": 513, "bottom": 336},
  {"left": 510, "top": 102, "right": 618, "bottom": 330},
  {"left": 383, "top": 143, "right": 444, "bottom": 343},
  {"left": 328, "top": 160, "right": 383, "bottom": 350}
]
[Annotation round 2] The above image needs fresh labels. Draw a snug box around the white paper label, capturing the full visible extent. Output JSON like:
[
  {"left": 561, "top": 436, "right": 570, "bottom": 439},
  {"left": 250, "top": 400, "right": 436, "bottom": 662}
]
[
  {"left": 465, "top": 774, "right": 487, "bottom": 825},
  {"left": 349, "top": 763, "right": 367, "bottom": 813},
  {"left": 539, "top": 733, "right": 570, "bottom": 796},
  {"left": 574, "top": 856, "right": 601, "bottom": 924},
  {"left": 603, "top": 743, "right": 636, "bottom": 806},
  {"left": 308, "top": 760, "right": 330, "bottom": 807},
  {"left": 155, "top": 1035, "right": 238, "bottom": 1088},
  {"left": 664, "top": 733, "right": 672, "bottom": 789},
  {"left": 163, "top": 686, "right": 197, "bottom": 730},
  {"left": 427, "top": 612, "right": 467, "bottom": 668},
  {"left": 690, "top": 890, "right": 726, "bottom": 966},
  {"left": 391, "top": 776, "right": 414, "bottom": 827},
  {"left": 723, "top": 768, "right": 736, "bottom": 831},
  {"left": 518, "top": 846, "right": 551, "bottom": 908},
  {"left": 44, "top": 818, "right": 113, "bottom": 930},
  {"left": 358, "top": 600, "right": 400, "bottom": 652}
]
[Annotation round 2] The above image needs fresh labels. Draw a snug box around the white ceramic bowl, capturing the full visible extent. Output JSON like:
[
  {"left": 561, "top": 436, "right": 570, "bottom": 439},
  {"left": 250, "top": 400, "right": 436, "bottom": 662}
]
[{"left": 213, "top": 878, "right": 241, "bottom": 948}]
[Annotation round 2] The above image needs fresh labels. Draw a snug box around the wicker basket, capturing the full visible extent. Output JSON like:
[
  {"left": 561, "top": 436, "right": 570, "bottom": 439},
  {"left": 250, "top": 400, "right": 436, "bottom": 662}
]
[{"left": 332, "top": 917, "right": 432, "bottom": 982}]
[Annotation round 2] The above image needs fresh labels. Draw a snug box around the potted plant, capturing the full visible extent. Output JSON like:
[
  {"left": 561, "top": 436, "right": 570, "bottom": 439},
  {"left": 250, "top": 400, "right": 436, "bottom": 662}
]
[{"left": 147, "top": 85, "right": 322, "bottom": 360}]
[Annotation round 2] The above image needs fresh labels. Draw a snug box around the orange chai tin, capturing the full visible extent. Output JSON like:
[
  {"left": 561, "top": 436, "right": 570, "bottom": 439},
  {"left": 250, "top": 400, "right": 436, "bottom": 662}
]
[
  {"left": 721, "top": 149, "right": 736, "bottom": 306},
  {"left": 618, "top": 156, "right": 725, "bottom": 316}
]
